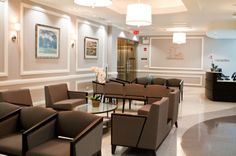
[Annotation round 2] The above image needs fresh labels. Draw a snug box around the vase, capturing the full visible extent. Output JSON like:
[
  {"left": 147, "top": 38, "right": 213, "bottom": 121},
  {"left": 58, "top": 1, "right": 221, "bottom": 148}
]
[{"left": 92, "top": 100, "right": 100, "bottom": 107}]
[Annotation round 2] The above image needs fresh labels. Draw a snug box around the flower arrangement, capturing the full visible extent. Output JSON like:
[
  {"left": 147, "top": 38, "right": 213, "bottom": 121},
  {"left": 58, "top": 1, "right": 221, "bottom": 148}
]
[
  {"left": 87, "top": 95, "right": 101, "bottom": 107},
  {"left": 90, "top": 66, "right": 106, "bottom": 83},
  {"left": 208, "top": 53, "right": 218, "bottom": 72}
]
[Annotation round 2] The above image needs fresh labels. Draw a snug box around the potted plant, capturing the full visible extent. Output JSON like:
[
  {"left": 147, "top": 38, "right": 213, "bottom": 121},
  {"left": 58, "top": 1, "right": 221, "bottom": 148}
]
[{"left": 87, "top": 95, "right": 101, "bottom": 107}]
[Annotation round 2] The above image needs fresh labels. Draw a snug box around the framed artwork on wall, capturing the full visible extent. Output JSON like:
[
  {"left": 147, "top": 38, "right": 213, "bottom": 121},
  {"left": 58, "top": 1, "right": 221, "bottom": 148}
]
[
  {"left": 35, "top": 24, "right": 60, "bottom": 59},
  {"left": 84, "top": 37, "right": 98, "bottom": 59}
]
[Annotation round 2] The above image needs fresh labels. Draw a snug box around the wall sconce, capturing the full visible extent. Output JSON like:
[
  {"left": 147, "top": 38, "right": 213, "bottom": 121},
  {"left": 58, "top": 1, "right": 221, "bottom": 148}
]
[{"left": 11, "top": 23, "right": 20, "bottom": 42}]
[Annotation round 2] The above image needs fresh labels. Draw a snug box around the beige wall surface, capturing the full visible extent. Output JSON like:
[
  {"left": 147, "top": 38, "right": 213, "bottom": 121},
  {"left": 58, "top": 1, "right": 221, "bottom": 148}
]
[{"left": 0, "top": 1, "right": 6, "bottom": 75}]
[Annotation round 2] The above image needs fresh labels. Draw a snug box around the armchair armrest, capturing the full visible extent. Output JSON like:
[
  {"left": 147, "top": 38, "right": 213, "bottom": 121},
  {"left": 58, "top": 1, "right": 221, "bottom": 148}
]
[
  {"left": 68, "top": 91, "right": 88, "bottom": 102},
  {"left": 22, "top": 114, "right": 57, "bottom": 155},
  {"left": 71, "top": 117, "right": 103, "bottom": 156},
  {"left": 109, "top": 79, "right": 126, "bottom": 85},
  {"left": 111, "top": 113, "right": 147, "bottom": 147}
]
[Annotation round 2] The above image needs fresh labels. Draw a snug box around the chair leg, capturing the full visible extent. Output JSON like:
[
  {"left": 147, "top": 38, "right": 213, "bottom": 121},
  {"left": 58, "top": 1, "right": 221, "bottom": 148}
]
[
  {"left": 122, "top": 99, "right": 125, "bottom": 113},
  {"left": 112, "top": 145, "right": 116, "bottom": 154},
  {"left": 175, "top": 121, "right": 178, "bottom": 128}
]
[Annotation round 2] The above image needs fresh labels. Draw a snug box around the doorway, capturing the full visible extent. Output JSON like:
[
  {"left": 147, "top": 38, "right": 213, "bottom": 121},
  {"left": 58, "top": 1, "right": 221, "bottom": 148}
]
[{"left": 117, "top": 38, "right": 138, "bottom": 81}]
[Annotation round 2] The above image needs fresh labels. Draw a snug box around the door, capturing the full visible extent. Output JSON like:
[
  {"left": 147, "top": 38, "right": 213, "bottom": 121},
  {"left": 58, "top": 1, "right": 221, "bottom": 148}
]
[{"left": 117, "top": 38, "right": 137, "bottom": 81}]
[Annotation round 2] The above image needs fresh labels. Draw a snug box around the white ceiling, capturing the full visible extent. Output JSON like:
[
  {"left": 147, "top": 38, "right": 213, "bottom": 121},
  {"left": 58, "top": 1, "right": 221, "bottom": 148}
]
[{"left": 30, "top": 0, "right": 236, "bottom": 38}]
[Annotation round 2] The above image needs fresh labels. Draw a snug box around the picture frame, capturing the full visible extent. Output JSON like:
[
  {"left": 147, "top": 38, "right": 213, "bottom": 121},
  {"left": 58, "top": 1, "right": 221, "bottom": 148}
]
[
  {"left": 35, "top": 24, "right": 60, "bottom": 59},
  {"left": 84, "top": 37, "right": 98, "bottom": 59}
]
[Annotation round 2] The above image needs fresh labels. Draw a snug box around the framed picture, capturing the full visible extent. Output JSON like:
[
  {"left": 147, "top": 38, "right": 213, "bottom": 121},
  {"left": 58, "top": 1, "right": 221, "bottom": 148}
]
[
  {"left": 35, "top": 24, "right": 60, "bottom": 58},
  {"left": 84, "top": 37, "right": 98, "bottom": 59}
]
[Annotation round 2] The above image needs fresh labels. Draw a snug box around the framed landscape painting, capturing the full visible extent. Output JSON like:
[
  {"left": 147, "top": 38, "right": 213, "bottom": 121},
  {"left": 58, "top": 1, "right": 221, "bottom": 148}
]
[
  {"left": 84, "top": 37, "right": 98, "bottom": 59},
  {"left": 35, "top": 24, "right": 60, "bottom": 58}
]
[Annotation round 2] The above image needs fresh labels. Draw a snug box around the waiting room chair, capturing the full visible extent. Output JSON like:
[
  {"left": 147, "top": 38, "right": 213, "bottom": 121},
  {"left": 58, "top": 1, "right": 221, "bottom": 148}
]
[
  {"left": 45, "top": 83, "right": 88, "bottom": 110},
  {"left": 25, "top": 111, "right": 103, "bottom": 156},
  {"left": 131, "top": 77, "right": 150, "bottom": 85},
  {"left": 0, "top": 89, "right": 33, "bottom": 107},
  {"left": 151, "top": 77, "right": 167, "bottom": 86},
  {"left": 139, "top": 85, "right": 180, "bottom": 127},
  {"left": 167, "top": 78, "right": 184, "bottom": 101},
  {"left": 92, "top": 81, "right": 104, "bottom": 97},
  {"left": 0, "top": 106, "right": 56, "bottom": 156},
  {"left": 111, "top": 97, "right": 171, "bottom": 156}
]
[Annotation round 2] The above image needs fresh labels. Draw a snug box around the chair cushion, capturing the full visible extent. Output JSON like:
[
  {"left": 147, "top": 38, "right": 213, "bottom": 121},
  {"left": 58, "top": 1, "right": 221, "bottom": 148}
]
[
  {"left": 137, "top": 104, "right": 151, "bottom": 116},
  {"left": 0, "top": 102, "right": 20, "bottom": 118},
  {"left": 0, "top": 133, "right": 21, "bottom": 155},
  {"left": 125, "top": 95, "right": 146, "bottom": 101},
  {"left": 53, "top": 99, "right": 86, "bottom": 110},
  {"left": 26, "top": 139, "right": 70, "bottom": 156}
]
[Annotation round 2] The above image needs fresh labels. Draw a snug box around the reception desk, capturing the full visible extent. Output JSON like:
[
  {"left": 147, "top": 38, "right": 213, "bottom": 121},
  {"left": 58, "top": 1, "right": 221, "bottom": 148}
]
[{"left": 205, "top": 72, "right": 236, "bottom": 102}]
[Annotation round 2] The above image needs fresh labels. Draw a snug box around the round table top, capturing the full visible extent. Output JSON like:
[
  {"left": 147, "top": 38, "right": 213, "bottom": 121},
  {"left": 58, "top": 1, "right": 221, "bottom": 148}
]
[{"left": 74, "top": 102, "right": 117, "bottom": 114}]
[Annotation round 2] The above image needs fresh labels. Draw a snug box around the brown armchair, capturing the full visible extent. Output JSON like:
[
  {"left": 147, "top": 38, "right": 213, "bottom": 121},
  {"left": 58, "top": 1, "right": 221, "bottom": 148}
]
[
  {"left": 25, "top": 111, "right": 103, "bottom": 156},
  {"left": 151, "top": 77, "right": 167, "bottom": 86},
  {"left": 139, "top": 85, "right": 180, "bottom": 127},
  {"left": 0, "top": 106, "right": 56, "bottom": 156},
  {"left": 92, "top": 81, "right": 104, "bottom": 97},
  {"left": 0, "top": 89, "right": 33, "bottom": 107},
  {"left": 45, "top": 83, "right": 88, "bottom": 110},
  {"left": 111, "top": 97, "right": 171, "bottom": 156},
  {"left": 167, "top": 78, "right": 184, "bottom": 101}
]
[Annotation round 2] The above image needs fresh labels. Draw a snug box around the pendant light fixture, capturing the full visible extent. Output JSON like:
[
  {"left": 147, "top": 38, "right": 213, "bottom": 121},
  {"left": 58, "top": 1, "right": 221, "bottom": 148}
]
[
  {"left": 74, "top": 0, "right": 112, "bottom": 7},
  {"left": 126, "top": 3, "right": 152, "bottom": 26},
  {"left": 172, "top": 32, "right": 186, "bottom": 44}
]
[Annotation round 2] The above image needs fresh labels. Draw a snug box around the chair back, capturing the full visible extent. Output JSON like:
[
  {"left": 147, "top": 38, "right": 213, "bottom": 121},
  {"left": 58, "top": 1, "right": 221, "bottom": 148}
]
[
  {"left": 167, "top": 78, "right": 182, "bottom": 87},
  {"left": 0, "top": 89, "right": 33, "bottom": 106},
  {"left": 44, "top": 83, "right": 68, "bottom": 108},
  {"left": 134, "top": 77, "right": 149, "bottom": 85},
  {"left": 57, "top": 111, "right": 100, "bottom": 138},
  {"left": 104, "top": 83, "right": 124, "bottom": 96},
  {"left": 125, "top": 84, "right": 145, "bottom": 97},
  {"left": 146, "top": 85, "right": 169, "bottom": 98},
  {"left": 20, "top": 106, "right": 56, "bottom": 130},
  {"left": 92, "top": 81, "right": 104, "bottom": 95},
  {"left": 151, "top": 78, "right": 167, "bottom": 86}
]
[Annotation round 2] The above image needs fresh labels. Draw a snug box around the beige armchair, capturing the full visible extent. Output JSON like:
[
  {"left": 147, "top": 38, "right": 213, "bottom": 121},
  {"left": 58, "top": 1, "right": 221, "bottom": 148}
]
[
  {"left": 0, "top": 106, "right": 56, "bottom": 156},
  {"left": 45, "top": 83, "right": 88, "bottom": 110},
  {"left": 25, "top": 111, "right": 103, "bottom": 156},
  {"left": 167, "top": 78, "right": 184, "bottom": 101},
  {"left": 111, "top": 97, "right": 171, "bottom": 156},
  {"left": 139, "top": 85, "right": 180, "bottom": 127},
  {"left": 0, "top": 89, "right": 33, "bottom": 107}
]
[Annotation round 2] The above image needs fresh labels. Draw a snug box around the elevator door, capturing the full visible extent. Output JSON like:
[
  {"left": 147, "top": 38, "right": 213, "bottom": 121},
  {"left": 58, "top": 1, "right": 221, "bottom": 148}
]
[{"left": 117, "top": 38, "right": 137, "bottom": 81}]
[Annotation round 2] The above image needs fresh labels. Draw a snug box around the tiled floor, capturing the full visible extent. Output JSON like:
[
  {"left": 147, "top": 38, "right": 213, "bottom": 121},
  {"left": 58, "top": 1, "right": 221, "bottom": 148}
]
[{"left": 102, "top": 87, "right": 236, "bottom": 156}]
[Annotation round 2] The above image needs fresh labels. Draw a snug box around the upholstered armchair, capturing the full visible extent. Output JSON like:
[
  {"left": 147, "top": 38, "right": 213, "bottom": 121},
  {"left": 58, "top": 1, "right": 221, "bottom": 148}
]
[
  {"left": 139, "top": 85, "right": 180, "bottom": 127},
  {"left": 151, "top": 77, "right": 167, "bottom": 86},
  {"left": 124, "top": 84, "right": 146, "bottom": 110},
  {"left": 0, "top": 102, "right": 20, "bottom": 119},
  {"left": 25, "top": 111, "right": 103, "bottom": 156},
  {"left": 167, "top": 78, "right": 184, "bottom": 101},
  {"left": 111, "top": 97, "right": 171, "bottom": 156},
  {"left": 0, "top": 89, "right": 33, "bottom": 107},
  {"left": 103, "top": 82, "right": 125, "bottom": 112},
  {"left": 0, "top": 106, "right": 56, "bottom": 156},
  {"left": 131, "top": 77, "right": 150, "bottom": 85},
  {"left": 45, "top": 83, "right": 88, "bottom": 110}
]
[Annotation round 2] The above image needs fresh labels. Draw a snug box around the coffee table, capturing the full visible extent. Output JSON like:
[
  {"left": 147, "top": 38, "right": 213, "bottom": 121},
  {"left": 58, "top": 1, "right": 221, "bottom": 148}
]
[
  {"left": 74, "top": 102, "right": 117, "bottom": 115},
  {"left": 74, "top": 102, "right": 117, "bottom": 131}
]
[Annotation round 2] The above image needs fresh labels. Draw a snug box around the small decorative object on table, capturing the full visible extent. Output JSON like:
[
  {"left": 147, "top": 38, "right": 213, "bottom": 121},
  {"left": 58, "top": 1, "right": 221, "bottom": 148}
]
[
  {"left": 208, "top": 53, "right": 218, "bottom": 72},
  {"left": 87, "top": 95, "right": 101, "bottom": 107}
]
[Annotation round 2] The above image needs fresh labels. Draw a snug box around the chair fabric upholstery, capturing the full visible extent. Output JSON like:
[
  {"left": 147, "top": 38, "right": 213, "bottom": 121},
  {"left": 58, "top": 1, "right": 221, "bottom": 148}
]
[
  {"left": 125, "top": 84, "right": 146, "bottom": 99},
  {"left": 0, "top": 102, "right": 20, "bottom": 119},
  {"left": 0, "top": 89, "right": 33, "bottom": 106},
  {"left": 92, "top": 81, "right": 104, "bottom": 96},
  {"left": 111, "top": 97, "right": 171, "bottom": 155},
  {"left": 26, "top": 111, "right": 103, "bottom": 156},
  {"left": 151, "top": 78, "right": 167, "bottom": 86},
  {"left": 132, "top": 77, "right": 150, "bottom": 85},
  {"left": 45, "top": 83, "right": 88, "bottom": 110},
  {"left": 0, "top": 107, "right": 56, "bottom": 156},
  {"left": 167, "top": 78, "right": 184, "bottom": 101}
]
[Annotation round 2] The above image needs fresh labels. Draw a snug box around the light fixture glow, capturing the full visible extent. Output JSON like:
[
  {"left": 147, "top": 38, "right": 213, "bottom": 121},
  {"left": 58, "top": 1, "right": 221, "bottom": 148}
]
[
  {"left": 172, "top": 32, "right": 186, "bottom": 44},
  {"left": 126, "top": 3, "right": 152, "bottom": 27},
  {"left": 74, "top": 0, "right": 112, "bottom": 7}
]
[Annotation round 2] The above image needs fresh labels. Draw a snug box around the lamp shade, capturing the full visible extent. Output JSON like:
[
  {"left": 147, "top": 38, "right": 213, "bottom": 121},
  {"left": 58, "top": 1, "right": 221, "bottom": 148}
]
[
  {"left": 126, "top": 3, "right": 152, "bottom": 26},
  {"left": 74, "top": 0, "right": 112, "bottom": 7},
  {"left": 173, "top": 32, "right": 186, "bottom": 44}
]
